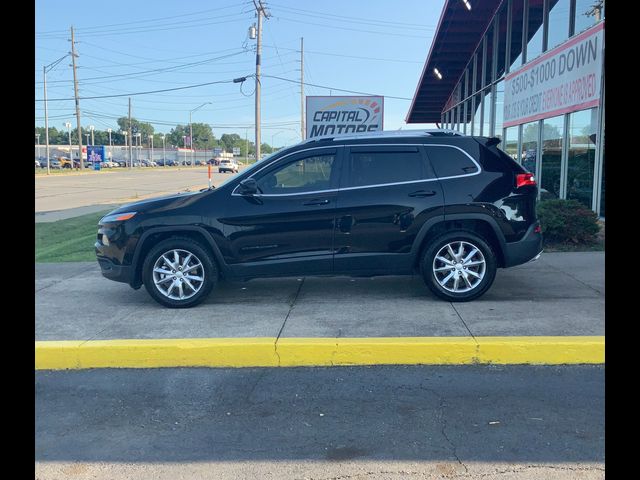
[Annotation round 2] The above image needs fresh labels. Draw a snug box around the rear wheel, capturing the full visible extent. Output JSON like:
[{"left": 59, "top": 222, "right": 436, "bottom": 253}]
[
  {"left": 421, "top": 231, "right": 497, "bottom": 302},
  {"left": 142, "top": 237, "right": 217, "bottom": 308}
]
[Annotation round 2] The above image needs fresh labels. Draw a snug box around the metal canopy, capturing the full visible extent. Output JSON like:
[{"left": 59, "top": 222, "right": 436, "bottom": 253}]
[{"left": 406, "top": 0, "right": 502, "bottom": 123}]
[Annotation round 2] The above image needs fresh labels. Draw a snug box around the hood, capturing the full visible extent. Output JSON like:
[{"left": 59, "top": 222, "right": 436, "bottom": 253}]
[{"left": 105, "top": 190, "right": 206, "bottom": 217}]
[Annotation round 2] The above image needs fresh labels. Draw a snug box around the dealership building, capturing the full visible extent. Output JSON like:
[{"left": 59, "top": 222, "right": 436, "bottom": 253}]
[{"left": 407, "top": 0, "right": 605, "bottom": 216}]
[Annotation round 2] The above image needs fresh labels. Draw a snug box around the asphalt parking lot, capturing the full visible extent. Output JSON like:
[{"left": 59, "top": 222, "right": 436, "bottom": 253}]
[
  {"left": 35, "top": 166, "right": 240, "bottom": 219},
  {"left": 36, "top": 365, "right": 604, "bottom": 479}
]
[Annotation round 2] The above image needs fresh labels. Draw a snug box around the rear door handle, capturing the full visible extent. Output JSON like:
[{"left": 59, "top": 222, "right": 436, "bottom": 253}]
[
  {"left": 408, "top": 190, "right": 437, "bottom": 198},
  {"left": 303, "top": 198, "right": 330, "bottom": 206}
]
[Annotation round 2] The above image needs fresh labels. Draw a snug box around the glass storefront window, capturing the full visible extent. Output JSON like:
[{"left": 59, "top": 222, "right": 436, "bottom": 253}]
[
  {"left": 547, "top": 0, "right": 570, "bottom": 51},
  {"left": 599, "top": 137, "right": 605, "bottom": 216},
  {"left": 494, "top": 80, "right": 504, "bottom": 140},
  {"left": 575, "top": 0, "right": 603, "bottom": 35},
  {"left": 484, "top": 25, "right": 495, "bottom": 86},
  {"left": 472, "top": 94, "right": 482, "bottom": 136},
  {"left": 541, "top": 115, "right": 564, "bottom": 200},
  {"left": 521, "top": 121, "right": 539, "bottom": 172},
  {"left": 526, "top": 0, "right": 544, "bottom": 62},
  {"left": 510, "top": 0, "right": 525, "bottom": 71},
  {"left": 475, "top": 50, "right": 484, "bottom": 93},
  {"left": 566, "top": 108, "right": 597, "bottom": 208},
  {"left": 496, "top": 5, "right": 508, "bottom": 79},
  {"left": 482, "top": 88, "right": 493, "bottom": 137},
  {"left": 504, "top": 127, "right": 519, "bottom": 158},
  {"left": 464, "top": 98, "right": 472, "bottom": 134}
]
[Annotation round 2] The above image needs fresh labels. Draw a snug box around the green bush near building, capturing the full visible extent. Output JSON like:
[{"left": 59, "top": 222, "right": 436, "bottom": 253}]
[{"left": 536, "top": 199, "right": 600, "bottom": 245}]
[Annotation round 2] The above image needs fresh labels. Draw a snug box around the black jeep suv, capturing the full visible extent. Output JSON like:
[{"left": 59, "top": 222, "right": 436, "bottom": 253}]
[{"left": 96, "top": 130, "right": 542, "bottom": 308}]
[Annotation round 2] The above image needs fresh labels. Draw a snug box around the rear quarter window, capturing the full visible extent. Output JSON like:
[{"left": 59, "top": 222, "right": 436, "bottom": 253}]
[{"left": 424, "top": 145, "right": 479, "bottom": 178}]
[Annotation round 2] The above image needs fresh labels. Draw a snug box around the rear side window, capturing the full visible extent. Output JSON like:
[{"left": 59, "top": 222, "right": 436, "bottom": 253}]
[
  {"left": 425, "top": 145, "right": 479, "bottom": 178},
  {"left": 346, "top": 150, "right": 427, "bottom": 188}
]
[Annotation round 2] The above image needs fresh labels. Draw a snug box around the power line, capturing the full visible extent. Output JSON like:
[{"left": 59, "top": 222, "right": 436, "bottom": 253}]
[
  {"left": 36, "top": 2, "right": 250, "bottom": 35},
  {"left": 35, "top": 76, "right": 253, "bottom": 102},
  {"left": 262, "top": 45, "right": 422, "bottom": 64},
  {"left": 268, "top": 2, "right": 436, "bottom": 29},
  {"left": 261, "top": 74, "right": 412, "bottom": 100},
  {"left": 272, "top": 16, "right": 431, "bottom": 39}
]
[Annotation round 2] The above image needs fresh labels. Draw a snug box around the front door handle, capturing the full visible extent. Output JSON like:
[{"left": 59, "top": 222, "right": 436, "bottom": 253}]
[
  {"left": 303, "top": 198, "right": 330, "bottom": 206},
  {"left": 408, "top": 190, "right": 437, "bottom": 198}
]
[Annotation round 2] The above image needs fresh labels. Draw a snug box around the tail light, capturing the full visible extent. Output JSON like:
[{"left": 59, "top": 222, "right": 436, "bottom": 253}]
[{"left": 516, "top": 173, "right": 536, "bottom": 188}]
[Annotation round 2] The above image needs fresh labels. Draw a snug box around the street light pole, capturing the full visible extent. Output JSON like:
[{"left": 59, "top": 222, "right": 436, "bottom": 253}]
[
  {"left": 89, "top": 125, "right": 94, "bottom": 146},
  {"left": 123, "top": 131, "right": 128, "bottom": 167},
  {"left": 189, "top": 102, "right": 211, "bottom": 167},
  {"left": 162, "top": 135, "right": 166, "bottom": 167},
  {"left": 65, "top": 122, "right": 72, "bottom": 164},
  {"left": 36, "top": 134, "right": 40, "bottom": 162},
  {"left": 107, "top": 128, "right": 112, "bottom": 160},
  {"left": 182, "top": 135, "right": 187, "bottom": 165},
  {"left": 149, "top": 135, "right": 154, "bottom": 163}
]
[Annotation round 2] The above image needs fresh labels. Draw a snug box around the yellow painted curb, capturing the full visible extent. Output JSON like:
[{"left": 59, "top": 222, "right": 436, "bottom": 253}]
[
  {"left": 35, "top": 338, "right": 277, "bottom": 370},
  {"left": 35, "top": 336, "right": 604, "bottom": 370}
]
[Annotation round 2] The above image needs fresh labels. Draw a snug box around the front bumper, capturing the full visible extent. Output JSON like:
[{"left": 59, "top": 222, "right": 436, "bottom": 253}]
[
  {"left": 96, "top": 255, "right": 134, "bottom": 285},
  {"left": 502, "top": 222, "right": 544, "bottom": 268}
]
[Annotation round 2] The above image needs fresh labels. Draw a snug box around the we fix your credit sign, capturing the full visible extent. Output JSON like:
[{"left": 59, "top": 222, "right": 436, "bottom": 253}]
[{"left": 504, "top": 22, "right": 603, "bottom": 127}]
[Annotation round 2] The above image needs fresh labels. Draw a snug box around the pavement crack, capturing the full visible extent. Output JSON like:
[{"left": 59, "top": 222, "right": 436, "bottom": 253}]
[
  {"left": 541, "top": 260, "right": 604, "bottom": 296},
  {"left": 275, "top": 277, "right": 305, "bottom": 341},
  {"left": 274, "top": 278, "right": 305, "bottom": 367},
  {"left": 450, "top": 302, "right": 477, "bottom": 343}
]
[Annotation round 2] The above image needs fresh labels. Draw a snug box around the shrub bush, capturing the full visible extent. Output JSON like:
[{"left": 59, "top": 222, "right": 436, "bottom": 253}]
[{"left": 536, "top": 199, "right": 600, "bottom": 244}]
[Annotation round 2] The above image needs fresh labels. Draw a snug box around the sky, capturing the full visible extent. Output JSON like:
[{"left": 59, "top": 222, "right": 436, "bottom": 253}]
[{"left": 35, "top": 0, "right": 445, "bottom": 147}]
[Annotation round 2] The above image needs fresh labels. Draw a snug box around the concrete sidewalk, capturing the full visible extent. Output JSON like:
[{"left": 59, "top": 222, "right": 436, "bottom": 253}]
[{"left": 36, "top": 252, "right": 604, "bottom": 342}]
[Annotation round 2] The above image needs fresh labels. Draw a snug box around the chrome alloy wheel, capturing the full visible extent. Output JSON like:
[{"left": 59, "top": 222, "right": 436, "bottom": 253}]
[
  {"left": 432, "top": 241, "right": 486, "bottom": 293},
  {"left": 152, "top": 249, "right": 205, "bottom": 300}
]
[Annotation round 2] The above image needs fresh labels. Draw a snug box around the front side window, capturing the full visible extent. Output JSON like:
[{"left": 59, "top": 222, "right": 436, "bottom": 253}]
[
  {"left": 346, "top": 150, "right": 426, "bottom": 188},
  {"left": 256, "top": 154, "right": 335, "bottom": 194},
  {"left": 425, "top": 146, "right": 479, "bottom": 178}
]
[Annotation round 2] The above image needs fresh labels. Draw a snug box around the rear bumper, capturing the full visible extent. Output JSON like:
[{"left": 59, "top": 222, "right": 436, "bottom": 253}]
[{"left": 502, "top": 222, "right": 544, "bottom": 268}]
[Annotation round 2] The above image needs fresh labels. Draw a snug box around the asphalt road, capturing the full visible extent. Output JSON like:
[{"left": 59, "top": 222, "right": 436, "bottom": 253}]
[
  {"left": 35, "top": 365, "right": 604, "bottom": 479},
  {"left": 35, "top": 166, "right": 242, "bottom": 216}
]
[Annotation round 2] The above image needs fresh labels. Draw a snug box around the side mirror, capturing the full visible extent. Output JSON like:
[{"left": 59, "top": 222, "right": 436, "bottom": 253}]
[{"left": 238, "top": 178, "right": 258, "bottom": 195}]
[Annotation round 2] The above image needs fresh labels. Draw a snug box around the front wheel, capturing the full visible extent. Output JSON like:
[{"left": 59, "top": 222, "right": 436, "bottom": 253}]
[
  {"left": 421, "top": 231, "right": 497, "bottom": 302},
  {"left": 142, "top": 237, "right": 217, "bottom": 308}
]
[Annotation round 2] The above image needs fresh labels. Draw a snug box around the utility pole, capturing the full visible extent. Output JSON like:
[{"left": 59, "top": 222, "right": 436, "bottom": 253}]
[
  {"left": 300, "top": 37, "right": 305, "bottom": 140},
  {"left": 107, "top": 128, "right": 112, "bottom": 160},
  {"left": 70, "top": 26, "right": 83, "bottom": 169},
  {"left": 128, "top": 97, "right": 133, "bottom": 169},
  {"left": 43, "top": 66, "right": 50, "bottom": 175},
  {"left": 253, "top": 0, "right": 269, "bottom": 162},
  {"left": 245, "top": 128, "right": 248, "bottom": 164}
]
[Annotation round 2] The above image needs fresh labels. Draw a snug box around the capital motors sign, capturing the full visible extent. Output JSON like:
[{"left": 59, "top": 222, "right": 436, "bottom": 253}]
[{"left": 306, "top": 96, "right": 384, "bottom": 138}]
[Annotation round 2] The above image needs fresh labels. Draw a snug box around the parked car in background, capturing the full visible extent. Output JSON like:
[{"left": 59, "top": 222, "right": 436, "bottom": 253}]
[
  {"left": 116, "top": 160, "right": 127, "bottom": 167},
  {"left": 207, "top": 158, "right": 219, "bottom": 165},
  {"left": 218, "top": 159, "right": 239, "bottom": 173},
  {"left": 49, "top": 159, "right": 62, "bottom": 169},
  {"left": 35, "top": 159, "right": 41, "bottom": 168}
]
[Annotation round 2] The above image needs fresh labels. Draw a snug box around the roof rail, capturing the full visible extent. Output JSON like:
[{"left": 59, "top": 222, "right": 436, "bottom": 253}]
[{"left": 300, "top": 128, "right": 465, "bottom": 144}]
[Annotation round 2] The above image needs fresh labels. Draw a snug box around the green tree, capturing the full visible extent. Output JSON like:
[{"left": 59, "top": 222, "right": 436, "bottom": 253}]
[
  {"left": 220, "top": 133, "right": 242, "bottom": 152},
  {"left": 117, "top": 117, "right": 154, "bottom": 137}
]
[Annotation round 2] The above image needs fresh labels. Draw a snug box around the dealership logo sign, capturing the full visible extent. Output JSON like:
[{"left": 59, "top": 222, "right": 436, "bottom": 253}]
[
  {"left": 503, "top": 22, "right": 603, "bottom": 127},
  {"left": 306, "top": 96, "right": 384, "bottom": 138}
]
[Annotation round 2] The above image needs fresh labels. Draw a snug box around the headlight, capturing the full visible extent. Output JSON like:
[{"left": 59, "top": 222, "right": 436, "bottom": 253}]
[{"left": 100, "top": 211, "right": 137, "bottom": 223}]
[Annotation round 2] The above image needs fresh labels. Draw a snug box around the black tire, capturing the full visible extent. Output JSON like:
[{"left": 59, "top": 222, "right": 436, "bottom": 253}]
[
  {"left": 142, "top": 237, "right": 217, "bottom": 308},
  {"left": 420, "top": 231, "right": 497, "bottom": 302}
]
